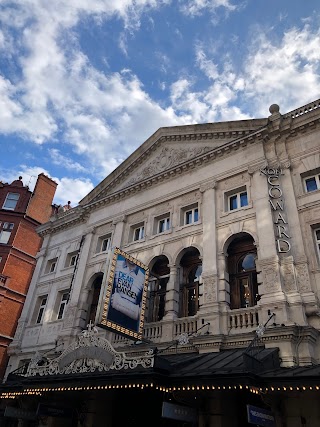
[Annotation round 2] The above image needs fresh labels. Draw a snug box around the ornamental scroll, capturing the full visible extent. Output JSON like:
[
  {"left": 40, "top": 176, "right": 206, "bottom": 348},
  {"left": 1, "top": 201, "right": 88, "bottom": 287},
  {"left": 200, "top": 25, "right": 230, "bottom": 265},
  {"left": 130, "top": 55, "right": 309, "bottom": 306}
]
[{"left": 26, "top": 324, "right": 154, "bottom": 377}]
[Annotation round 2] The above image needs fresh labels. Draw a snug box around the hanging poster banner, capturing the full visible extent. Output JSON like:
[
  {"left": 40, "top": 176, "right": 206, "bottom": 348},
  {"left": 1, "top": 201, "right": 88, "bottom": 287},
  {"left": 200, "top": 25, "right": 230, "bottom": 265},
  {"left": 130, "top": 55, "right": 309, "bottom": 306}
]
[{"left": 97, "top": 248, "right": 149, "bottom": 340}]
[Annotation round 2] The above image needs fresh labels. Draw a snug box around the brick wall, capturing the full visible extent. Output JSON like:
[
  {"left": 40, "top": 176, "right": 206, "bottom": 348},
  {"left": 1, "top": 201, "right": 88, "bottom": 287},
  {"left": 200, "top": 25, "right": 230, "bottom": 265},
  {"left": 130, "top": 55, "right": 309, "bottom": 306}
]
[
  {"left": 12, "top": 221, "right": 42, "bottom": 257},
  {"left": 27, "top": 173, "right": 57, "bottom": 223}
]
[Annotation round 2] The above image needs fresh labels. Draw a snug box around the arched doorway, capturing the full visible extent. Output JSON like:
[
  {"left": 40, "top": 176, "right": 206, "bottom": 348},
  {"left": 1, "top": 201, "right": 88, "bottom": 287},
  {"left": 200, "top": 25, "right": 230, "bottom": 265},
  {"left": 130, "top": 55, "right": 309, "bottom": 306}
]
[
  {"left": 179, "top": 248, "right": 202, "bottom": 317},
  {"left": 147, "top": 256, "right": 170, "bottom": 322},
  {"left": 87, "top": 274, "right": 104, "bottom": 324},
  {"left": 227, "top": 234, "right": 258, "bottom": 309}
]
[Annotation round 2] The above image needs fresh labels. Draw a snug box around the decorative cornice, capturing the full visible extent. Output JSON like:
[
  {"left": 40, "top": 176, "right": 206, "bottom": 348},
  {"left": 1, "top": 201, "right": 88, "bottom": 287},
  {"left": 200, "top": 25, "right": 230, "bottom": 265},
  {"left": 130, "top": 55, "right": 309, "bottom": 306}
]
[
  {"left": 40, "top": 127, "right": 267, "bottom": 236},
  {"left": 200, "top": 179, "right": 216, "bottom": 192},
  {"left": 91, "top": 127, "right": 266, "bottom": 205}
]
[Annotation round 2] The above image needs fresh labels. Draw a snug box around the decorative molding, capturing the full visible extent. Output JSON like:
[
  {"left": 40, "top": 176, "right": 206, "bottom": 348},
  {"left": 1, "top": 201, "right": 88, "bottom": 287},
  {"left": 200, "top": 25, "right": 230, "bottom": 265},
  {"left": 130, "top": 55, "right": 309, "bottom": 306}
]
[
  {"left": 25, "top": 324, "right": 154, "bottom": 377},
  {"left": 112, "top": 215, "right": 127, "bottom": 225},
  {"left": 222, "top": 173, "right": 248, "bottom": 190},
  {"left": 38, "top": 129, "right": 266, "bottom": 236},
  {"left": 247, "top": 161, "right": 268, "bottom": 175},
  {"left": 125, "top": 146, "right": 213, "bottom": 187},
  {"left": 180, "top": 191, "right": 200, "bottom": 206},
  {"left": 200, "top": 180, "right": 216, "bottom": 193},
  {"left": 281, "top": 258, "right": 296, "bottom": 292},
  {"left": 295, "top": 263, "right": 312, "bottom": 293},
  {"left": 261, "top": 265, "right": 281, "bottom": 292},
  {"left": 202, "top": 273, "right": 217, "bottom": 303}
]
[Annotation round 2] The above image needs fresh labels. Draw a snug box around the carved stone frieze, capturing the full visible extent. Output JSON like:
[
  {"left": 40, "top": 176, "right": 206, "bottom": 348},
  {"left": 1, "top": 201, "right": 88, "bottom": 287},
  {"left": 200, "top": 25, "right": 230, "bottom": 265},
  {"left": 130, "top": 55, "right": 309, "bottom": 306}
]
[
  {"left": 128, "top": 211, "right": 146, "bottom": 224},
  {"left": 202, "top": 273, "right": 217, "bottom": 303},
  {"left": 180, "top": 191, "right": 200, "bottom": 206},
  {"left": 295, "top": 263, "right": 312, "bottom": 293},
  {"left": 261, "top": 264, "right": 281, "bottom": 292},
  {"left": 126, "top": 146, "right": 213, "bottom": 187},
  {"left": 281, "top": 258, "right": 296, "bottom": 292},
  {"left": 223, "top": 173, "right": 248, "bottom": 190}
]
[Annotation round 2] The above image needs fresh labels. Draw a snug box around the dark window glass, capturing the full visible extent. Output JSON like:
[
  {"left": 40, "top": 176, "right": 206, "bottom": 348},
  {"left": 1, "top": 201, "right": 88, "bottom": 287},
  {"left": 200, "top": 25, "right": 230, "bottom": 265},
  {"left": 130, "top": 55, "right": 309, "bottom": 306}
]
[
  {"left": 240, "top": 253, "right": 256, "bottom": 271},
  {"left": 306, "top": 177, "right": 317, "bottom": 192},
  {"left": 194, "top": 208, "right": 199, "bottom": 222},
  {"left": 185, "top": 210, "right": 193, "bottom": 224},
  {"left": 240, "top": 192, "right": 248, "bottom": 207},
  {"left": 229, "top": 195, "right": 237, "bottom": 210}
]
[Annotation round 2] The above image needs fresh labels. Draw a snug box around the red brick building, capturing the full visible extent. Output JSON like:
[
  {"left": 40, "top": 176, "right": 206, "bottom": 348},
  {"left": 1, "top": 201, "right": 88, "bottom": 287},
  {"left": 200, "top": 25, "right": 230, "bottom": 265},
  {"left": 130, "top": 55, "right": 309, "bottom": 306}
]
[{"left": 0, "top": 174, "right": 57, "bottom": 378}]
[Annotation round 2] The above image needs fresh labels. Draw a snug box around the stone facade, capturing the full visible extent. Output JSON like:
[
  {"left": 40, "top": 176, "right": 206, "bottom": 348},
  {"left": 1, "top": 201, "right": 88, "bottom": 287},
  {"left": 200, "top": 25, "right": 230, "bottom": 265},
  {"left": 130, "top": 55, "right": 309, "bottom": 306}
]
[{"left": 3, "top": 99, "right": 320, "bottom": 426}]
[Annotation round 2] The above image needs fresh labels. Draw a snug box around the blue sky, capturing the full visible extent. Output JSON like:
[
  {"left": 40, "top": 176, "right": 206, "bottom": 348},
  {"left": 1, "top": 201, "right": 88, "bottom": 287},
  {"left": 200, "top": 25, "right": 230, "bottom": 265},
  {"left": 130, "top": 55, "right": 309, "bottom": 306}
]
[{"left": 0, "top": 0, "right": 320, "bottom": 205}]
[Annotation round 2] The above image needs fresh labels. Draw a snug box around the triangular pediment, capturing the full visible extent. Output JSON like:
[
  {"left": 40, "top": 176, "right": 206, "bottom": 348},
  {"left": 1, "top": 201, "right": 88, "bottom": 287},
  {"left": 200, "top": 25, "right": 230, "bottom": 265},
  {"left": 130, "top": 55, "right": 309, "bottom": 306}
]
[{"left": 80, "top": 118, "right": 267, "bottom": 206}]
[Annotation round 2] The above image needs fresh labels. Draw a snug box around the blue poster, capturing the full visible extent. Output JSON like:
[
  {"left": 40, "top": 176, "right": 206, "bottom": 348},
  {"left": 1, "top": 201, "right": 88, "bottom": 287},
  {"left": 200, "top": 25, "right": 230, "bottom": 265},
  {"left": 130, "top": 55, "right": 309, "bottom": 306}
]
[{"left": 98, "top": 248, "right": 149, "bottom": 340}]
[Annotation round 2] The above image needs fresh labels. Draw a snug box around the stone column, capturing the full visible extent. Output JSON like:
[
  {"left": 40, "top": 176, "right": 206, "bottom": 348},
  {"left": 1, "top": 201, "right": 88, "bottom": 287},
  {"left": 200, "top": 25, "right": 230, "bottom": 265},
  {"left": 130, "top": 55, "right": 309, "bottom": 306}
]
[
  {"left": 10, "top": 245, "right": 48, "bottom": 351},
  {"left": 163, "top": 264, "right": 179, "bottom": 320},
  {"left": 249, "top": 165, "right": 290, "bottom": 326},
  {"left": 279, "top": 161, "right": 316, "bottom": 309},
  {"left": 62, "top": 228, "right": 96, "bottom": 333},
  {"left": 198, "top": 180, "right": 221, "bottom": 334},
  {"left": 111, "top": 214, "right": 127, "bottom": 248}
]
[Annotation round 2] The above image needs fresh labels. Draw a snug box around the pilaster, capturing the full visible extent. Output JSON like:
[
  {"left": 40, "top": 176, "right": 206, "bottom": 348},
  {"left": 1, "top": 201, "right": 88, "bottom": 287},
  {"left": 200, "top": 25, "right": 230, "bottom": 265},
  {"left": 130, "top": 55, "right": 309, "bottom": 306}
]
[{"left": 163, "top": 264, "right": 179, "bottom": 320}]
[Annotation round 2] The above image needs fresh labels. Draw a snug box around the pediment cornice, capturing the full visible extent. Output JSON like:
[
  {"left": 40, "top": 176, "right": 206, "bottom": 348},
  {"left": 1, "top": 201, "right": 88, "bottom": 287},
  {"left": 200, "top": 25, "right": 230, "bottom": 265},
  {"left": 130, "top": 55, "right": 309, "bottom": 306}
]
[
  {"left": 40, "top": 125, "right": 268, "bottom": 236},
  {"left": 90, "top": 125, "right": 267, "bottom": 204}
]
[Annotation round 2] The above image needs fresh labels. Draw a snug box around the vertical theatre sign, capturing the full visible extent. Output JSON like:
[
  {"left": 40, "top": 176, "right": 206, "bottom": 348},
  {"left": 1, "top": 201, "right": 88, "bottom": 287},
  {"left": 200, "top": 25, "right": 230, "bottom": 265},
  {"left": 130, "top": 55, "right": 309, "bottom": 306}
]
[
  {"left": 97, "top": 248, "right": 149, "bottom": 340},
  {"left": 260, "top": 166, "right": 291, "bottom": 253}
]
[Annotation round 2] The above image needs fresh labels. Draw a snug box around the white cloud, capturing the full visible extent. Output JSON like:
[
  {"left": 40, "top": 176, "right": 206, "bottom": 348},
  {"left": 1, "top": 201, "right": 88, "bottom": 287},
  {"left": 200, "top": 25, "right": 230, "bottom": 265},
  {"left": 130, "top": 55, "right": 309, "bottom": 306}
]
[
  {"left": 48, "top": 149, "right": 87, "bottom": 173},
  {"left": 179, "top": 0, "right": 237, "bottom": 16},
  {"left": 171, "top": 22, "right": 320, "bottom": 121},
  {"left": 243, "top": 24, "right": 320, "bottom": 114},
  {"left": 0, "top": 165, "right": 93, "bottom": 206},
  {"left": 0, "top": 0, "right": 320, "bottom": 187}
]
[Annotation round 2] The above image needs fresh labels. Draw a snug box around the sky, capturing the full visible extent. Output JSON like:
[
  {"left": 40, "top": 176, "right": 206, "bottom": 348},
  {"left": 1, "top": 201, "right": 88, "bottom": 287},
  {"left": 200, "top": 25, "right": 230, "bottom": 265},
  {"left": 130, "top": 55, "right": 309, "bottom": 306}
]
[{"left": 0, "top": 1, "right": 320, "bottom": 206}]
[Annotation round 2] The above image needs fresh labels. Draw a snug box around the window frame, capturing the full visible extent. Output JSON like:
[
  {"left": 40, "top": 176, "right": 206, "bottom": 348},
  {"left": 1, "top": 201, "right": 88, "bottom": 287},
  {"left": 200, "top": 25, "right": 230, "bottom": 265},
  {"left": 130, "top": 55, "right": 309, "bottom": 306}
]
[
  {"left": 133, "top": 224, "right": 145, "bottom": 242},
  {"left": 227, "top": 238, "right": 258, "bottom": 310},
  {"left": 0, "top": 222, "right": 14, "bottom": 244},
  {"left": 147, "top": 275, "right": 169, "bottom": 322},
  {"left": 57, "top": 292, "right": 69, "bottom": 320},
  {"left": 36, "top": 295, "right": 48, "bottom": 324},
  {"left": 96, "top": 234, "right": 112, "bottom": 253},
  {"left": 304, "top": 174, "right": 320, "bottom": 193},
  {"left": 180, "top": 203, "right": 199, "bottom": 226},
  {"left": 65, "top": 251, "right": 78, "bottom": 268},
  {"left": 179, "top": 251, "right": 202, "bottom": 318},
  {"left": 228, "top": 191, "right": 248, "bottom": 211},
  {"left": 314, "top": 227, "right": 320, "bottom": 262},
  {"left": 153, "top": 213, "right": 171, "bottom": 235},
  {"left": 2, "top": 192, "right": 20, "bottom": 210},
  {"left": 45, "top": 258, "right": 58, "bottom": 274},
  {"left": 225, "top": 186, "right": 249, "bottom": 212},
  {"left": 158, "top": 217, "right": 170, "bottom": 233}
]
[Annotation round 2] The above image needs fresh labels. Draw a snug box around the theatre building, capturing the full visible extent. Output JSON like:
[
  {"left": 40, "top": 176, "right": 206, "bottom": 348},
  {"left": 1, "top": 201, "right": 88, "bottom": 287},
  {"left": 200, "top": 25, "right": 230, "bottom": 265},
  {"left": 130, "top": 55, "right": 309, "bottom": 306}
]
[{"left": 1, "top": 99, "right": 320, "bottom": 426}]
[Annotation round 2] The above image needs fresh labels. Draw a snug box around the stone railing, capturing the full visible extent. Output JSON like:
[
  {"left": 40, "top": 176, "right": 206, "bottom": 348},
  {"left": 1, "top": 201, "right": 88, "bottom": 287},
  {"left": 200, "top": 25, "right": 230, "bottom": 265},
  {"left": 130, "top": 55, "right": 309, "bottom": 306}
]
[
  {"left": 285, "top": 99, "right": 320, "bottom": 119},
  {"left": 173, "top": 317, "right": 198, "bottom": 338},
  {"left": 143, "top": 323, "right": 163, "bottom": 341},
  {"left": 229, "top": 307, "right": 260, "bottom": 331}
]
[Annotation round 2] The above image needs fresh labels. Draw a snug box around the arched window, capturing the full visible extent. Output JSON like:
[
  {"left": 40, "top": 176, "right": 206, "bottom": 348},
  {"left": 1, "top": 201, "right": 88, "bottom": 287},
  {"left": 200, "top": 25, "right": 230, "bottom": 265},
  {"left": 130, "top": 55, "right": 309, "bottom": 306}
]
[
  {"left": 227, "top": 235, "right": 258, "bottom": 309},
  {"left": 87, "top": 274, "right": 103, "bottom": 324},
  {"left": 148, "top": 257, "right": 169, "bottom": 322},
  {"left": 179, "top": 248, "right": 202, "bottom": 317}
]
